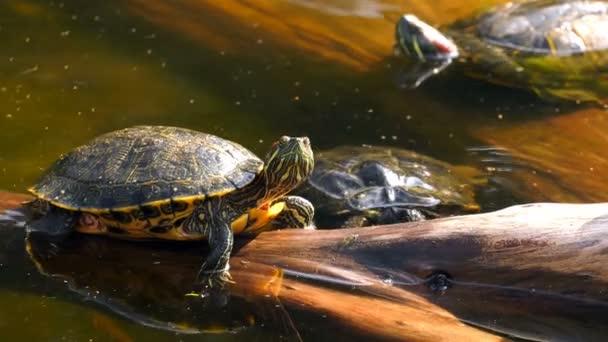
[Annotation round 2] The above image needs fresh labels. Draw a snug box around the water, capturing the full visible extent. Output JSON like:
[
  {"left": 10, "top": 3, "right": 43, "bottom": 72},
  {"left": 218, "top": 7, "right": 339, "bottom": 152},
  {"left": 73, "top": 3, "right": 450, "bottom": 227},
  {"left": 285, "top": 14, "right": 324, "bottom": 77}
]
[{"left": 1, "top": 0, "right": 607, "bottom": 340}]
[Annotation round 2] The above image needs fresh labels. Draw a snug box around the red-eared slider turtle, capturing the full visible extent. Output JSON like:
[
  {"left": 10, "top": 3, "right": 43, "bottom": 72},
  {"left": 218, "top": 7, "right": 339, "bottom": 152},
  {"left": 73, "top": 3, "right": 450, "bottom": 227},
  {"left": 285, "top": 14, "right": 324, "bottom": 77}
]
[
  {"left": 296, "top": 145, "right": 479, "bottom": 228},
  {"left": 395, "top": 0, "right": 608, "bottom": 102},
  {"left": 26, "top": 126, "right": 315, "bottom": 287}
]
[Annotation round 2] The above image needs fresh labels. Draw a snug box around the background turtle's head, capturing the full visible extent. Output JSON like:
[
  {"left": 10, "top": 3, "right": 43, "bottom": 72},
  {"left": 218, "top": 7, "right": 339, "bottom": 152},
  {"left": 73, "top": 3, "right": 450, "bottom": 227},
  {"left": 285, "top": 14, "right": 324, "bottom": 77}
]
[
  {"left": 395, "top": 14, "right": 459, "bottom": 62},
  {"left": 263, "top": 136, "right": 314, "bottom": 200}
]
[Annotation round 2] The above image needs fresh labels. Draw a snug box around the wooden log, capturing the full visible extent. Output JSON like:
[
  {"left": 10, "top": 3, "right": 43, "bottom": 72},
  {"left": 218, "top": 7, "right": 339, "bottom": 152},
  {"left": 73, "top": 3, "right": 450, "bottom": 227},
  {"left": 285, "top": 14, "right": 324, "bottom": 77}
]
[
  {"left": 3, "top": 191, "right": 608, "bottom": 340},
  {"left": 0, "top": 192, "right": 31, "bottom": 211}
]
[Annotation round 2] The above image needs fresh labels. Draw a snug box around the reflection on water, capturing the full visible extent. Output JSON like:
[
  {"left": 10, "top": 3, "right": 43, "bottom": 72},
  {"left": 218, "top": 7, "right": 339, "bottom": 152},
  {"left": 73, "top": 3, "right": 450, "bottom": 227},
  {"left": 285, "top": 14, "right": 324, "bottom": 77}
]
[
  {"left": 287, "top": 0, "right": 398, "bottom": 18},
  {"left": 1, "top": 0, "right": 608, "bottom": 340}
]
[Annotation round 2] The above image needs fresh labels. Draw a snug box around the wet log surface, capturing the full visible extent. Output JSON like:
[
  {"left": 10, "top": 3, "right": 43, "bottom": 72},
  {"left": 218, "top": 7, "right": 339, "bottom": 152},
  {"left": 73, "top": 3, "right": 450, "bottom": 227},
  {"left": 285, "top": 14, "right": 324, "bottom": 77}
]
[{"left": 2, "top": 192, "right": 608, "bottom": 341}]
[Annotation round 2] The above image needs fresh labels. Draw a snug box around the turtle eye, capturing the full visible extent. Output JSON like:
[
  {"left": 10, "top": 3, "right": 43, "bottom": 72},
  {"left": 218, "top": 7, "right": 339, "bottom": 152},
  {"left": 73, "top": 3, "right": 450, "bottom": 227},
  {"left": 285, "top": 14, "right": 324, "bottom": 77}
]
[
  {"left": 301, "top": 137, "right": 310, "bottom": 146},
  {"left": 279, "top": 136, "right": 290, "bottom": 144}
]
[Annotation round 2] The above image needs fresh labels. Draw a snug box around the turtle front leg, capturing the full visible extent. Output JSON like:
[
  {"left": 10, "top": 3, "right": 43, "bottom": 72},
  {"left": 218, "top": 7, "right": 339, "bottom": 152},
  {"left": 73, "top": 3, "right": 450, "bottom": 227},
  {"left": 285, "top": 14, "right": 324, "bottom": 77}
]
[
  {"left": 272, "top": 196, "right": 315, "bottom": 229},
  {"left": 185, "top": 199, "right": 235, "bottom": 288},
  {"left": 341, "top": 214, "right": 370, "bottom": 228},
  {"left": 342, "top": 208, "right": 425, "bottom": 228},
  {"left": 198, "top": 220, "right": 234, "bottom": 288}
]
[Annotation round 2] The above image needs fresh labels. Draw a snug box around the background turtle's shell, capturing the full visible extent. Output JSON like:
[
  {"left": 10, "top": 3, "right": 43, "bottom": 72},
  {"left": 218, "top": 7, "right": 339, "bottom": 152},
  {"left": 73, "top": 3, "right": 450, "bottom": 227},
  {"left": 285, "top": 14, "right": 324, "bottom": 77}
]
[
  {"left": 30, "top": 126, "right": 263, "bottom": 211},
  {"left": 476, "top": 0, "right": 608, "bottom": 55},
  {"left": 298, "top": 145, "right": 479, "bottom": 226}
]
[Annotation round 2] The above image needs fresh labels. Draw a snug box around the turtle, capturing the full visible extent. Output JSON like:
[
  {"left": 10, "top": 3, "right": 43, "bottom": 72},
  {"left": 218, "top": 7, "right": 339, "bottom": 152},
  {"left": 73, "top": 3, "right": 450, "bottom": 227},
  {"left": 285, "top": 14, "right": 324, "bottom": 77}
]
[
  {"left": 394, "top": 0, "right": 608, "bottom": 102},
  {"left": 26, "top": 126, "right": 315, "bottom": 288},
  {"left": 295, "top": 145, "right": 480, "bottom": 228}
]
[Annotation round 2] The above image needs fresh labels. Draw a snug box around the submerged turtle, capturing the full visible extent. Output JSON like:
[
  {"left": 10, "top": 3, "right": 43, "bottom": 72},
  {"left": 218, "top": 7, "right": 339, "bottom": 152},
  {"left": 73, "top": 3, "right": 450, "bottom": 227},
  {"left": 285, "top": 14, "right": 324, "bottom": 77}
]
[
  {"left": 296, "top": 145, "right": 480, "bottom": 228},
  {"left": 395, "top": 0, "right": 608, "bottom": 102},
  {"left": 26, "top": 126, "right": 315, "bottom": 287}
]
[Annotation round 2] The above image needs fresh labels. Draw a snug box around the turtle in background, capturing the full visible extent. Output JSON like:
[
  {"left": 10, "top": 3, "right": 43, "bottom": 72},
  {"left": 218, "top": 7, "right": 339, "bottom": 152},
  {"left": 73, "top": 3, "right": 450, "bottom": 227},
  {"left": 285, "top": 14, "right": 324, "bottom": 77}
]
[
  {"left": 394, "top": 0, "right": 608, "bottom": 103},
  {"left": 296, "top": 145, "right": 480, "bottom": 228},
  {"left": 26, "top": 126, "right": 315, "bottom": 288}
]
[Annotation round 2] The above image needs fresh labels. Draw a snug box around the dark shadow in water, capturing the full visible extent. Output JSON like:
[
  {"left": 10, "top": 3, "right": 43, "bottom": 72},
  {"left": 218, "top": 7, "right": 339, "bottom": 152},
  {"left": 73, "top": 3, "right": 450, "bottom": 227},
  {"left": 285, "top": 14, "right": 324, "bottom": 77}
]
[{"left": 19, "top": 228, "right": 395, "bottom": 341}]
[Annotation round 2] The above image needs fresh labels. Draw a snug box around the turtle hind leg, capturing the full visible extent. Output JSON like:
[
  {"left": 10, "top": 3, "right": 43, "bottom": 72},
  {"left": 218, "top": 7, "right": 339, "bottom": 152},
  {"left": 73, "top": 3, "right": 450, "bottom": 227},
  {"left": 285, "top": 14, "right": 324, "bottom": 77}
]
[
  {"left": 26, "top": 206, "right": 77, "bottom": 261},
  {"left": 374, "top": 207, "right": 426, "bottom": 226},
  {"left": 272, "top": 196, "right": 315, "bottom": 229},
  {"left": 27, "top": 206, "right": 77, "bottom": 237}
]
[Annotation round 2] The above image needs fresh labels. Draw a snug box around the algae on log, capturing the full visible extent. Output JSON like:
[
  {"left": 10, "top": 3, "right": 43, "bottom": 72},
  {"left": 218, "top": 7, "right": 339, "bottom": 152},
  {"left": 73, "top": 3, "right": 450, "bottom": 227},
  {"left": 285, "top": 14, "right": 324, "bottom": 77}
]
[{"left": 3, "top": 192, "right": 608, "bottom": 340}]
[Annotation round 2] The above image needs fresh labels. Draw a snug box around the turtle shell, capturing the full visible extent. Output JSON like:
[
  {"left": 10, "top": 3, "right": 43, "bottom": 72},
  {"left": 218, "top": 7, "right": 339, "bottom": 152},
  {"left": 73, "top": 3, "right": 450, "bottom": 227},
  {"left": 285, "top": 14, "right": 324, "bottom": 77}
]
[
  {"left": 29, "top": 126, "right": 263, "bottom": 236},
  {"left": 476, "top": 0, "right": 608, "bottom": 55},
  {"left": 394, "top": 1, "right": 608, "bottom": 102},
  {"left": 298, "top": 145, "right": 479, "bottom": 227}
]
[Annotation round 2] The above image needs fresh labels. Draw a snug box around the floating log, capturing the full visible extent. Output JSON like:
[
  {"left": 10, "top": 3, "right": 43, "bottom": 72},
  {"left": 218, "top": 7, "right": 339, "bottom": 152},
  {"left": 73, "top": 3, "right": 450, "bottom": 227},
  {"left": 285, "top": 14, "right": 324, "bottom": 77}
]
[
  {"left": 0, "top": 192, "right": 31, "bottom": 211},
  {"left": 2, "top": 192, "right": 607, "bottom": 340}
]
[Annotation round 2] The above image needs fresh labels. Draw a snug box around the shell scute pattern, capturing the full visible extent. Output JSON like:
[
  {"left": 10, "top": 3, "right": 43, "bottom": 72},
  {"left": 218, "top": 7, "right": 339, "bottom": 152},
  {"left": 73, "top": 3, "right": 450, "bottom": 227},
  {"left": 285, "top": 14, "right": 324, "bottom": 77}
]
[
  {"left": 476, "top": 0, "right": 608, "bottom": 54},
  {"left": 30, "top": 126, "right": 263, "bottom": 210},
  {"left": 300, "top": 145, "right": 479, "bottom": 227}
]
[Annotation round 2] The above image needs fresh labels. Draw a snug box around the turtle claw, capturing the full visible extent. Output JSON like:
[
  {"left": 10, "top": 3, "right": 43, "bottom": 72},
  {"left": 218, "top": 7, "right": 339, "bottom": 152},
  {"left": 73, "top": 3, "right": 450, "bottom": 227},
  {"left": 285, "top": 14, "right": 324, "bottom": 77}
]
[{"left": 196, "top": 268, "right": 234, "bottom": 289}]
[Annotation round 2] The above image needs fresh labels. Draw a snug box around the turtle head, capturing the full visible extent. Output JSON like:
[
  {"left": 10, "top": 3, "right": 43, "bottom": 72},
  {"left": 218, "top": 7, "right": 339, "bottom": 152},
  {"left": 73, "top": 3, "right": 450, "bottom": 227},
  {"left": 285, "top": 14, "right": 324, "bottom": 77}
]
[
  {"left": 395, "top": 14, "right": 459, "bottom": 62},
  {"left": 262, "top": 136, "right": 314, "bottom": 201}
]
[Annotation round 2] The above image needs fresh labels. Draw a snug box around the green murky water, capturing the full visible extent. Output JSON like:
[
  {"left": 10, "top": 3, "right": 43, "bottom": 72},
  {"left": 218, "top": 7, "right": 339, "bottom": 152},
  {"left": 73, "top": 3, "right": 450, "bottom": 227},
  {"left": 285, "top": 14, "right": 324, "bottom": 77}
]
[{"left": 1, "top": 0, "right": 607, "bottom": 340}]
